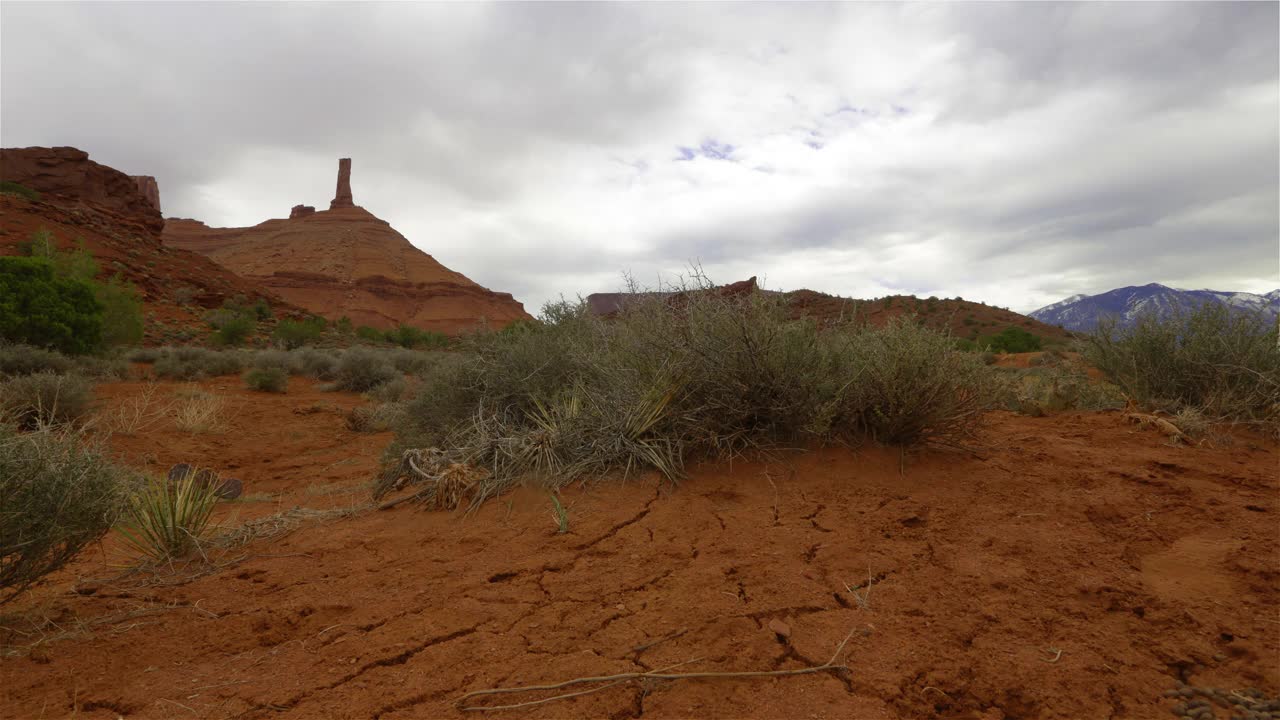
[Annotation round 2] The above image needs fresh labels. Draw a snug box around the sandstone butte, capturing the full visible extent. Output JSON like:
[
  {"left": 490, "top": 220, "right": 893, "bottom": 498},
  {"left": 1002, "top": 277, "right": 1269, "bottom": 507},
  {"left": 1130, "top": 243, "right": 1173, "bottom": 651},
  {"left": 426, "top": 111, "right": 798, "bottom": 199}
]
[
  {"left": 164, "top": 158, "right": 531, "bottom": 333},
  {"left": 0, "top": 146, "right": 297, "bottom": 340}
]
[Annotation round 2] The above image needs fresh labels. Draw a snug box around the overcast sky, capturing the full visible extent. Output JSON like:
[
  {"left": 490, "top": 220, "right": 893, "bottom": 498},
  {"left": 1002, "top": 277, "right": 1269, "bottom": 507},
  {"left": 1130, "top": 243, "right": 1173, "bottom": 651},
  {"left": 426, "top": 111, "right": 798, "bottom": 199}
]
[{"left": 3, "top": 2, "right": 1277, "bottom": 314}]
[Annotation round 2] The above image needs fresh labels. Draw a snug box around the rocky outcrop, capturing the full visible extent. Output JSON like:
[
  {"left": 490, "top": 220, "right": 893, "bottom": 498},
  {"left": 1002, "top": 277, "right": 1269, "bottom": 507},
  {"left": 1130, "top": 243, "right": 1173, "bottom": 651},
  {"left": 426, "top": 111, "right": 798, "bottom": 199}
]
[
  {"left": 0, "top": 146, "right": 164, "bottom": 233},
  {"left": 289, "top": 204, "right": 316, "bottom": 219},
  {"left": 131, "top": 175, "right": 161, "bottom": 212},
  {"left": 1, "top": 147, "right": 299, "bottom": 342},
  {"left": 164, "top": 158, "right": 531, "bottom": 333},
  {"left": 329, "top": 158, "right": 354, "bottom": 210}
]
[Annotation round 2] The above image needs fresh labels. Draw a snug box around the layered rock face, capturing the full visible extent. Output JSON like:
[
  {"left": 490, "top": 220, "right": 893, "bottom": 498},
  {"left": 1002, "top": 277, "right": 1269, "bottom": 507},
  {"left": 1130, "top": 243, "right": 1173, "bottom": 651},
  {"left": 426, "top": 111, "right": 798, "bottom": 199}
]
[
  {"left": 165, "top": 159, "right": 530, "bottom": 333},
  {"left": 131, "top": 175, "right": 161, "bottom": 212},
  {"left": 1, "top": 146, "right": 164, "bottom": 233},
  {"left": 1, "top": 146, "right": 296, "bottom": 341},
  {"left": 289, "top": 205, "right": 316, "bottom": 219}
]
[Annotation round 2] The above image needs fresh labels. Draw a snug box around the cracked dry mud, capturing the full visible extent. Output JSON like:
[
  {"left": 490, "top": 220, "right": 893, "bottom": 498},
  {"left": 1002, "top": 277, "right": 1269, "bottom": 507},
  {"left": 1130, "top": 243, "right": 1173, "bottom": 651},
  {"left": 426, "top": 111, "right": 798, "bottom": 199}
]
[{"left": 1, "top": 375, "right": 1276, "bottom": 719}]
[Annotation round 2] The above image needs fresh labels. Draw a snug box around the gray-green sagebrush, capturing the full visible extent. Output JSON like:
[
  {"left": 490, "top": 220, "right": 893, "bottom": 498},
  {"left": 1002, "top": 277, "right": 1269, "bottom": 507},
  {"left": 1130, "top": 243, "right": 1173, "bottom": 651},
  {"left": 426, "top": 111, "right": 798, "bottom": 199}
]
[{"left": 384, "top": 282, "right": 1005, "bottom": 509}]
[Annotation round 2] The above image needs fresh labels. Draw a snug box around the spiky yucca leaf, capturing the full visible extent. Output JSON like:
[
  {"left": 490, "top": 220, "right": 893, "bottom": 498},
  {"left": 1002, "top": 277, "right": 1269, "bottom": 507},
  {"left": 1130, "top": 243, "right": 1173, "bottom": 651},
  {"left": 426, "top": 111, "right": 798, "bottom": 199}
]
[{"left": 116, "top": 469, "right": 221, "bottom": 562}]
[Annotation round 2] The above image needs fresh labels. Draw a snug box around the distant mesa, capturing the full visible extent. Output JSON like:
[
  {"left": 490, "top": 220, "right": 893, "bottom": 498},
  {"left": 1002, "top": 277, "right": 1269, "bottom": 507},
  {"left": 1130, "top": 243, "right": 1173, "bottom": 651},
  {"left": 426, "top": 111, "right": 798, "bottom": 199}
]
[{"left": 164, "top": 156, "right": 531, "bottom": 333}]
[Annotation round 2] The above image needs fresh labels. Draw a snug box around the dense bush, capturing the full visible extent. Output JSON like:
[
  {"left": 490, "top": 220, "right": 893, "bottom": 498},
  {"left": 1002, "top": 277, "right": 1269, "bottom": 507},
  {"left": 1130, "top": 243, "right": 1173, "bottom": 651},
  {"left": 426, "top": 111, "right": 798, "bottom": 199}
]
[
  {"left": 17, "top": 233, "right": 145, "bottom": 350},
  {"left": 251, "top": 349, "right": 300, "bottom": 374},
  {"left": 95, "top": 275, "right": 145, "bottom": 347},
  {"left": 0, "top": 257, "right": 103, "bottom": 354},
  {"left": 384, "top": 324, "right": 449, "bottom": 349},
  {"left": 0, "top": 372, "right": 94, "bottom": 430},
  {"left": 207, "top": 310, "right": 253, "bottom": 347},
  {"left": 355, "top": 325, "right": 385, "bottom": 343},
  {"left": 980, "top": 327, "right": 1043, "bottom": 354},
  {"left": 272, "top": 317, "right": 326, "bottom": 349},
  {"left": 1084, "top": 303, "right": 1280, "bottom": 421},
  {"left": 244, "top": 367, "right": 288, "bottom": 393},
  {"left": 389, "top": 283, "right": 1003, "bottom": 507},
  {"left": 0, "top": 426, "right": 131, "bottom": 603},
  {"left": 295, "top": 348, "right": 339, "bottom": 380},
  {"left": 334, "top": 348, "right": 399, "bottom": 392}
]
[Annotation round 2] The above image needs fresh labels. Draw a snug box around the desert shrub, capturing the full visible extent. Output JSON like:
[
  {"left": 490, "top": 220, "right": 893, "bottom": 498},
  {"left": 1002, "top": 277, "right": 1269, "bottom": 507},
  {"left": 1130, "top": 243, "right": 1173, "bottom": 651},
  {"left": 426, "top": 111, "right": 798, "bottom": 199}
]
[
  {"left": 334, "top": 348, "right": 399, "bottom": 392},
  {"left": 251, "top": 349, "right": 299, "bottom": 374},
  {"left": 0, "top": 181, "right": 40, "bottom": 201},
  {"left": 73, "top": 353, "right": 130, "bottom": 380},
  {"left": 849, "top": 318, "right": 1004, "bottom": 444},
  {"left": 0, "top": 426, "right": 131, "bottom": 603},
  {"left": 386, "top": 348, "right": 440, "bottom": 375},
  {"left": 152, "top": 347, "right": 244, "bottom": 380},
  {"left": 981, "top": 327, "right": 1043, "bottom": 354},
  {"left": 116, "top": 468, "right": 220, "bottom": 562},
  {"left": 251, "top": 299, "right": 273, "bottom": 321},
  {"left": 208, "top": 311, "right": 253, "bottom": 347},
  {"left": 0, "top": 257, "right": 103, "bottom": 355},
  {"left": 0, "top": 373, "right": 93, "bottom": 430},
  {"left": 389, "top": 281, "right": 1002, "bottom": 507},
  {"left": 346, "top": 403, "right": 404, "bottom": 433},
  {"left": 335, "top": 316, "right": 354, "bottom": 335},
  {"left": 128, "top": 347, "right": 163, "bottom": 363},
  {"left": 272, "top": 317, "right": 325, "bottom": 349},
  {"left": 95, "top": 275, "right": 145, "bottom": 347},
  {"left": 0, "top": 343, "right": 76, "bottom": 377},
  {"left": 173, "top": 286, "right": 198, "bottom": 306},
  {"left": 355, "top": 325, "right": 385, "bottom": 343},
  {"left": 384, "top": 324, "right": 449, "bottom": 349},
  {"left": 203, "top": 350, "right": 246, "bottom": 376},
  {"left": 367, "top": 375, "right": 408, "bottom": 403},
  {"left": 295, "top": 348, "right": 339, "bottom": 380},
  {"left": 1004, "top": 365, "right": 1126, "bottom": 416},
  {"left": 1084, "top": 303, "right": 1280, "bottom": 421},
  {"left": 244, "top": 367, "right": 288, "bottom": 393}
]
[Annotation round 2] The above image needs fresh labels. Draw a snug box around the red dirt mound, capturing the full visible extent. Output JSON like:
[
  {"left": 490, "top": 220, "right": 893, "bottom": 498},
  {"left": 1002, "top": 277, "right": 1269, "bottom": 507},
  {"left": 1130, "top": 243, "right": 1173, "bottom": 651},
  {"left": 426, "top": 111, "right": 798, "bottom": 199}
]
[
  {"left": 2, "top": 378, "right": 1275, "bottom": 719},
  {"left": 164, "top": 159, "right": 531, "bottom": 334}
]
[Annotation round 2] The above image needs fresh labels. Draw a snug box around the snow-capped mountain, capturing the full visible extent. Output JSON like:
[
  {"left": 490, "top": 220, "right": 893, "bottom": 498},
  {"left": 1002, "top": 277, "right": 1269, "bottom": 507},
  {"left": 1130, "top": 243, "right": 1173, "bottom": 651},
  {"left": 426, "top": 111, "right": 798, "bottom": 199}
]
[{"left": 1029, "top": 284, "right": 1280, "bottom": 332}]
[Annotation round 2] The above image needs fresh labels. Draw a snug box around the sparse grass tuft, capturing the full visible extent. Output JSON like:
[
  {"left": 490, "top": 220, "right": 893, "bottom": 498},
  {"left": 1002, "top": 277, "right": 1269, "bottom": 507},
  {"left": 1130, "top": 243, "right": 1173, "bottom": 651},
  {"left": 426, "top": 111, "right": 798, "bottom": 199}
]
[{"left": 172, "top": 389, "right": 226, "bottom": 433}]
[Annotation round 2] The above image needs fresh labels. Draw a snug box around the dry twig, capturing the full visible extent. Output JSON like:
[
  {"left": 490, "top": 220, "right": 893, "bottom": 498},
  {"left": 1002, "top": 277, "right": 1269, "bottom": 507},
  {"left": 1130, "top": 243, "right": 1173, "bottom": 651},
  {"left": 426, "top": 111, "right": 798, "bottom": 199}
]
[{"left": 456, "top": 628, "right": 857, "bottom": 712}]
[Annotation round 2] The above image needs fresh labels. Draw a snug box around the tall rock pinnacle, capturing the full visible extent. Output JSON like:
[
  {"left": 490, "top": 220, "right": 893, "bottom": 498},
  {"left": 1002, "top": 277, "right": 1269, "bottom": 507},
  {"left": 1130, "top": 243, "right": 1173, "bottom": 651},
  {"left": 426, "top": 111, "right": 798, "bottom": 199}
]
[{"left": 330, "top": 157, "right": 354, "bottom": 209}]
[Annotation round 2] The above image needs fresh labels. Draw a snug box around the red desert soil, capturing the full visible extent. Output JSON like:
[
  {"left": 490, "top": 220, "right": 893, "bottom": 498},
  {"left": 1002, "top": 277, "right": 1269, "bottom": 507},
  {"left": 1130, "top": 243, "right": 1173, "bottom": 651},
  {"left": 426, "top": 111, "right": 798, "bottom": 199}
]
[{"left": 2, "top": 379, "right": 1276, "bottom": 719}]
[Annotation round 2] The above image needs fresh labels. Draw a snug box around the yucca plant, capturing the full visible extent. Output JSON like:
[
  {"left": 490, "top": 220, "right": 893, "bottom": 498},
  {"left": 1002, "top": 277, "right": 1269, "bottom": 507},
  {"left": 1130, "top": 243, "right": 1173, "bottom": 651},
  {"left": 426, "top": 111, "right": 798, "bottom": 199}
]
[{"left": 116, "top": 469, "right": 221, "bottom": 562}]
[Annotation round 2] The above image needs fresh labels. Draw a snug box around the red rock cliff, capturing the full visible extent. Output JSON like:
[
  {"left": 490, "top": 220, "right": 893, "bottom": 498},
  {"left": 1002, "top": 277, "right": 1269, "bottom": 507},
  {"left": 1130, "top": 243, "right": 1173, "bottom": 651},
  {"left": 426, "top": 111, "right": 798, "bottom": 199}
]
[
  {"left": 131, "top": 175, "right": 161, "bottom": 213},
  {"left": 0, "top": 146, "right": 164, "bottom": 233}
]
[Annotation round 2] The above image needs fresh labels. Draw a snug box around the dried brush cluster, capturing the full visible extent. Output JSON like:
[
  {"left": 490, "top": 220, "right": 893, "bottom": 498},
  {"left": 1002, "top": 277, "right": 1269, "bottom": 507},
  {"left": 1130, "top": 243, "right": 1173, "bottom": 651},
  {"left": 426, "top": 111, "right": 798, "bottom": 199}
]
[{"left": 385, "top": 276, "right": 1005, "bottom": 510}]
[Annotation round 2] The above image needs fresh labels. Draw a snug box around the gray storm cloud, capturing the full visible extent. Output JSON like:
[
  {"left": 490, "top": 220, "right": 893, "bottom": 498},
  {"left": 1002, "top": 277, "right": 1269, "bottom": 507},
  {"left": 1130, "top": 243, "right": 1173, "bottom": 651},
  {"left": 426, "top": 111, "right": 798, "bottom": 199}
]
[{"left": 3, "top": 1, "right": 1276, "bottom": 313}]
